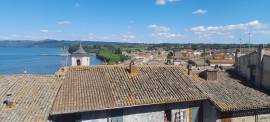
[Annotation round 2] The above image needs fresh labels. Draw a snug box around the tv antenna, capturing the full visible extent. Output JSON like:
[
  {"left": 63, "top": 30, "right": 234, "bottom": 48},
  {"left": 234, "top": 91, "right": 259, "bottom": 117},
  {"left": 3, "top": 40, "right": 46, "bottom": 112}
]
[
  {"left": 248, "top": 32, "right": 251, "bottom": 52},
  {"left": 239, "top": 38, "right": 242, "bottom": 53}
]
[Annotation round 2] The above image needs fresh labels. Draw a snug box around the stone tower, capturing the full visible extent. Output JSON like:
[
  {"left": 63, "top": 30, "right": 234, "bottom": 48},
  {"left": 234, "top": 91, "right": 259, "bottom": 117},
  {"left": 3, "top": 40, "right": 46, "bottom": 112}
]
[{"left": 71, "top": 44, "right": 90, "bottom": 66}]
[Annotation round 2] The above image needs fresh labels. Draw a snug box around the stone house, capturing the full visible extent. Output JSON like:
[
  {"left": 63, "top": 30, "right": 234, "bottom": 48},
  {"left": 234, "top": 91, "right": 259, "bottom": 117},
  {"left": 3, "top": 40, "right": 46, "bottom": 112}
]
[
  {"left": 1, "top": 62, "right": 270, "bottom": 121},
  {"left": 235, "top": 45, "right": 270, "bottom": 90},
  {"left": 50, "top": 65, "right": 207, "bottom": 122}
]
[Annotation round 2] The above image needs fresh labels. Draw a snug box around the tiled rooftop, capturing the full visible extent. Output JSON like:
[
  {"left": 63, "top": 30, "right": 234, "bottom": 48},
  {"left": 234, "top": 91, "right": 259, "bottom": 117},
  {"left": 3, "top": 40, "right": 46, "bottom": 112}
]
[
  {"left": 207, "top": 59, "right": 235, "bottom": 64},
  {"left": 2, "top": 65, "right": 270, "bottom": 119},
  {"left": 50, "top": 65, "right": 207, "bottom": 115},
  {"left": 194, "top": 69, "right": 270, "bottom": 112},
  {"left": 265, "top": 50, "right": 270, "bottom": 56},
  {"left": 0, "top": 74, "right": 61, "bottom": 122}
]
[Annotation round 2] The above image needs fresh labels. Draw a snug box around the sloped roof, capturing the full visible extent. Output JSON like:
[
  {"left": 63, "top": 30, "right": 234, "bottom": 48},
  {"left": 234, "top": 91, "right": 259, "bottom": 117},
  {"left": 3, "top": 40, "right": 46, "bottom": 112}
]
[
  {"left": 0, "top": 74, "right": 61, "bottom": 122},
  {"left": 50, "top": 65, "right": 207, "bottom": 115},
  {"left": 194, "top": 70, "right": 270, "bottom": 112},
  {"left": 265, "top": 50, "right": 270, "bottom": 56},
  {"left": 72, "top": 44, "right": 88, "bottom": 56}
]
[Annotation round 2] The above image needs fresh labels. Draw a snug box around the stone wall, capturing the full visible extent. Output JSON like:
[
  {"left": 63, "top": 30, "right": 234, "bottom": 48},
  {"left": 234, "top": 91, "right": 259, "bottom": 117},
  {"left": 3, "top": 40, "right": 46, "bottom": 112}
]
[
  {"left": 262, "top": 55, "right": 270, "bottom": 90},
  {"left": 79, "top": 102, "right": 199, "bottom": 122},
  {"left": 216, "top": 111, "right": 270, "bottom": 122},
  {"left": 237, "top": 52, "right": 258, "bottom": 82},
  {"left": 202, "top": 101, "right": 217, "bottom": 122}
]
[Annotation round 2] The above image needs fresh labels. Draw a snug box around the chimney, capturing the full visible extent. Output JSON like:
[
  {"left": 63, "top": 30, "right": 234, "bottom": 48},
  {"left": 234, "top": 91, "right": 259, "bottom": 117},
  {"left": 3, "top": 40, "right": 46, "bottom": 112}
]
[
  {"left": 258, "top": 44, "right": 264, "bottom": 61},
  {"left": 255, "top": 44, "right": 264, "bottom": 87},
  {"left": 128, "top": 60, "right": 136, "bottom": 74},
  {"left": 187, "top": 64, "right": 192, "bottom": 75},
  {"left": 3, "top": 94, "right": 15, "bottom": 108},
  {"left": 235, "top": 49, "right": 240, "bottom": 72},
  {"left": 199, "top": 69, "right": 218, "bottom": 81}
]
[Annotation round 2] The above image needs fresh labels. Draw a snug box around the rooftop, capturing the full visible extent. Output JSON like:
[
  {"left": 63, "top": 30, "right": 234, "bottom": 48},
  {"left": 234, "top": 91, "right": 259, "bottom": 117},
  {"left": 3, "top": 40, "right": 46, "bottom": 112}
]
[
  {"left": 194, "top": 69, "right": 270, "bottom": 112},
  {"left": 0, "top": 74, "right": 61, "bottom": 122},
  {"left": 265, "top": 50, "right": 270, "bottom": 56},
  {"left": 207, "top": 59, "right": 235, "bottom": 64},
  {"left": 72, "top": 44, "right": 88, "bottom": 56},
  {"left": 50, "top": 65, "right": 207, "bottom": 115}
]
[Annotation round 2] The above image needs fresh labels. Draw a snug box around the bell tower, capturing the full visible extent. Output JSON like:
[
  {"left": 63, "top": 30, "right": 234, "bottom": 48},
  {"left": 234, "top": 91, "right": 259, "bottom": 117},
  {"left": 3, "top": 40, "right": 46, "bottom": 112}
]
[{"left": 71, "top": 44, "right": 90, "bottom": 66}]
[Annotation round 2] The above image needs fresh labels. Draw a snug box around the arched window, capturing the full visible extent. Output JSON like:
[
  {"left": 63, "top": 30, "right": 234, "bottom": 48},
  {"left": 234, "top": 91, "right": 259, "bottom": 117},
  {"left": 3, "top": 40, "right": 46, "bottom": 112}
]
[{"left": 76, "top": 59, "right": 81, "bottom": 66}]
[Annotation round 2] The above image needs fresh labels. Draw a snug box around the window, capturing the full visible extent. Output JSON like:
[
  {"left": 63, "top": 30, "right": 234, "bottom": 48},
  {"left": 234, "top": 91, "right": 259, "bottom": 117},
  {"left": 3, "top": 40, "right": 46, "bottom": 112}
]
[
  {"left": 110, "top": 109, "right": 123, "bottom": 122},
  {"left": 164, "top": 110, "right": 171, "bottom": 122},
  {"left": 76, "top": 59, "right": 81, "bottom": 66},
  {"left": 174, "top": 110, "right": 187, "bottom": 122}
]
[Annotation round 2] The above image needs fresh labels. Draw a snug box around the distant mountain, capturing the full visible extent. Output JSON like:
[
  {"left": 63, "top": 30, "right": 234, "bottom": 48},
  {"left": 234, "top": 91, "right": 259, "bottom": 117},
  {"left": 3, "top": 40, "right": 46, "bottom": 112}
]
[
  {"left": 0, "top": 39, "right": 141, "bottom": 48},
  {"left": 0, "top": 39, "right": 269, "bottom": 49}
]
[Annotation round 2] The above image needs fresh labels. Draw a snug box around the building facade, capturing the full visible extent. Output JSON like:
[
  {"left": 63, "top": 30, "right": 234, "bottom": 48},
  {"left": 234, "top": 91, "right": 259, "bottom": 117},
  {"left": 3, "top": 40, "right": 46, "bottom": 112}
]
[
  {"left": 50, "top": 65, "right": 207, "bottom": 122},
  {"left": 235, "top": 45, "right": 270, "bottom": 90},
  {"left": 2, "top": 63, "right": 270, "bottom": 122}
]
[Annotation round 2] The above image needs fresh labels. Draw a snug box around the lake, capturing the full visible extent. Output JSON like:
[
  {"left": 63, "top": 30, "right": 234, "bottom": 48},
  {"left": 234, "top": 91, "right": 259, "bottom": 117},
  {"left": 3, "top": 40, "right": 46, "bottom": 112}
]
[{"left": 0, "top": 48, "right": 104, "bottom": 74}]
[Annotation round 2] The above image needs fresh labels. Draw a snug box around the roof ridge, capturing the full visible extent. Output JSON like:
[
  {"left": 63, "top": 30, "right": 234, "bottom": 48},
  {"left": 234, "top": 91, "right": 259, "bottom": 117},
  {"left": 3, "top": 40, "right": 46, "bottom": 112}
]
[
  {"left": 66, "top": 65, "right": 184, "bottom": 68},
  {"left": 0, "top": 74, "right": 53, "bottom": 77}
]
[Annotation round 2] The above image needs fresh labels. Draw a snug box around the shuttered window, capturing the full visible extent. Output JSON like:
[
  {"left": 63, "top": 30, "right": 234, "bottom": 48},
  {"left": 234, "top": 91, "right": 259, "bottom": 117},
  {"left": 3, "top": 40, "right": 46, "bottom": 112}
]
[{"left": 174, "top": 110, "right": 187, "bottom": 122}]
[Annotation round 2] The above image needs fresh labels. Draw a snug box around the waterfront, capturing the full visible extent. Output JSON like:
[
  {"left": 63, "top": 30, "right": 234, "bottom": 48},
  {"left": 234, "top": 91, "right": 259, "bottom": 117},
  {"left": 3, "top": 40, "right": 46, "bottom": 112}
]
[{"left": 0, "top": 48, "right": 103, "bottom": 74}]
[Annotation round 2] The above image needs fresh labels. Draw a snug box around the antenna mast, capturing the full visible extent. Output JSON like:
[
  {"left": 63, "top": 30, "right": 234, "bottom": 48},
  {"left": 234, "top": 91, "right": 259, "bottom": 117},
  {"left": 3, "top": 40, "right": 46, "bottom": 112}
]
[
  {"left": 248, "top": 32, "right": 251, "bottom": 52},
  {"left": 239, "top": 38, "right": 242, "bottom": 53}
]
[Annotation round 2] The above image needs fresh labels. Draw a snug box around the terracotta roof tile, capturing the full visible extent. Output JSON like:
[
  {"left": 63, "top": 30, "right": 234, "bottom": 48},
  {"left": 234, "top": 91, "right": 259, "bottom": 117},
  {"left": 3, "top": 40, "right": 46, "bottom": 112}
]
[
  {"left": 208, "top": 59, "right": 235, "bottom": 64},
  {"left": 0, "top": 74, "right": 61, "bottom": 122},
  {"left": 50, "top": 65, "right": 207, "bottom": 115},
  {"left": 194, "top": 70, "right": 270, "bottom": 112}
]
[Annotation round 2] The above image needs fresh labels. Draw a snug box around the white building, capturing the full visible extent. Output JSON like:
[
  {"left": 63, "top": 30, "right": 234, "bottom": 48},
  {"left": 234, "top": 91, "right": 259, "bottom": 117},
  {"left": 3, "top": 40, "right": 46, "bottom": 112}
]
[
  {"left": 71, "top": 44, "right": 90, "bottom": 66},
  {"left": 193, "top": 50, "right": 203, "bottom": 56}
]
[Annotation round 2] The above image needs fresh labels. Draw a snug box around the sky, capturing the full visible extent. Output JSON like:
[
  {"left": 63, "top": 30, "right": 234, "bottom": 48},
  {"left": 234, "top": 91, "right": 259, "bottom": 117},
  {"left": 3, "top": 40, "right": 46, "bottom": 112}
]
[{"left": 0, "top": 0, "right": 270, "bottom": 44}]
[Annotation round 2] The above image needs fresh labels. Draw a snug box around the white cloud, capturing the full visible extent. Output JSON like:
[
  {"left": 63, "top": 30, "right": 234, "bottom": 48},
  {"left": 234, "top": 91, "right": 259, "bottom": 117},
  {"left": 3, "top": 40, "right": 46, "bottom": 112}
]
[
  {"left": 57, "top": 21, "right": 71, "bottom": 25},
  {"left": 192, "top": 9, "right": 208, "bottom": 15},
  {"left": 148, "top": 24, "right": 183, "bottom": 40},
  {"left": 40, "top": 29, "right": 49, "bottom": 33},
  {"left": 0, "top": 34, "right": 56, "bottom": 40},
  {"left": 121, "top": 33, "right": 136, "bottom": 41},
  {"left": 75, "top": 3, "right": 80, "bottom": 7},
  {"left": 153, "top": 32, "right": 183, "bottom": 39},
  {"left": 147, "top": 24, "right": 170, "bottom": 32},
  {"left": 190, "top": 20, "right": 268, "bottom": 37},
  {"left": 0, "top": 35, "right": 10, "bottom": 40},
  {"left": 10, "top": 34, "right": 18, "bottom": 37},
  {"left": 85, "top": 32, "right": 137, "bottom": 42},
  {"left": 40, "top": 29, "right": 63, "bottom": 33},
  {"left": 247, "top": 30, "right": 270, "bottom": 36},
  {"left": 156, "top": 0, "right": 180, "bottom": 5}
]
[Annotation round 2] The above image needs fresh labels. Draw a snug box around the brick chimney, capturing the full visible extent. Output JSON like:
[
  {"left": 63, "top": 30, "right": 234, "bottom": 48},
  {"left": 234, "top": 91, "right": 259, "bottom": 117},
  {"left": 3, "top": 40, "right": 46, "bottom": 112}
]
[
  {"left": 199, "top": 69, "right": 218, "bottom": 81},
  {"left": 3, "top": 94, "right": 16, "bottom": 108},
  {"left": 187, "top": 64, "right": 192, "bottom": 75},
  {"left": 128, "top": 60, "right": 136, "bottom": 74}
]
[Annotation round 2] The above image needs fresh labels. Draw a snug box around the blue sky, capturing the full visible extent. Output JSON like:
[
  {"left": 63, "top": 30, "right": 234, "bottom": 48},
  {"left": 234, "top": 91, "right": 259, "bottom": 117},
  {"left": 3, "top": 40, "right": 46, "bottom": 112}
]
[{"left": 0, "top": 0, "right": 270, "bottom": 44}]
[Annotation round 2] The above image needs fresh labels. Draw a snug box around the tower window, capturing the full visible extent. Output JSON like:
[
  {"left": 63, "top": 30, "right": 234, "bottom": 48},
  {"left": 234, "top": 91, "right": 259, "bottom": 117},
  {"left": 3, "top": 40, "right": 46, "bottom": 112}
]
[{"left": 77, "top": 59, "right": 81, "bottom": 66}]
